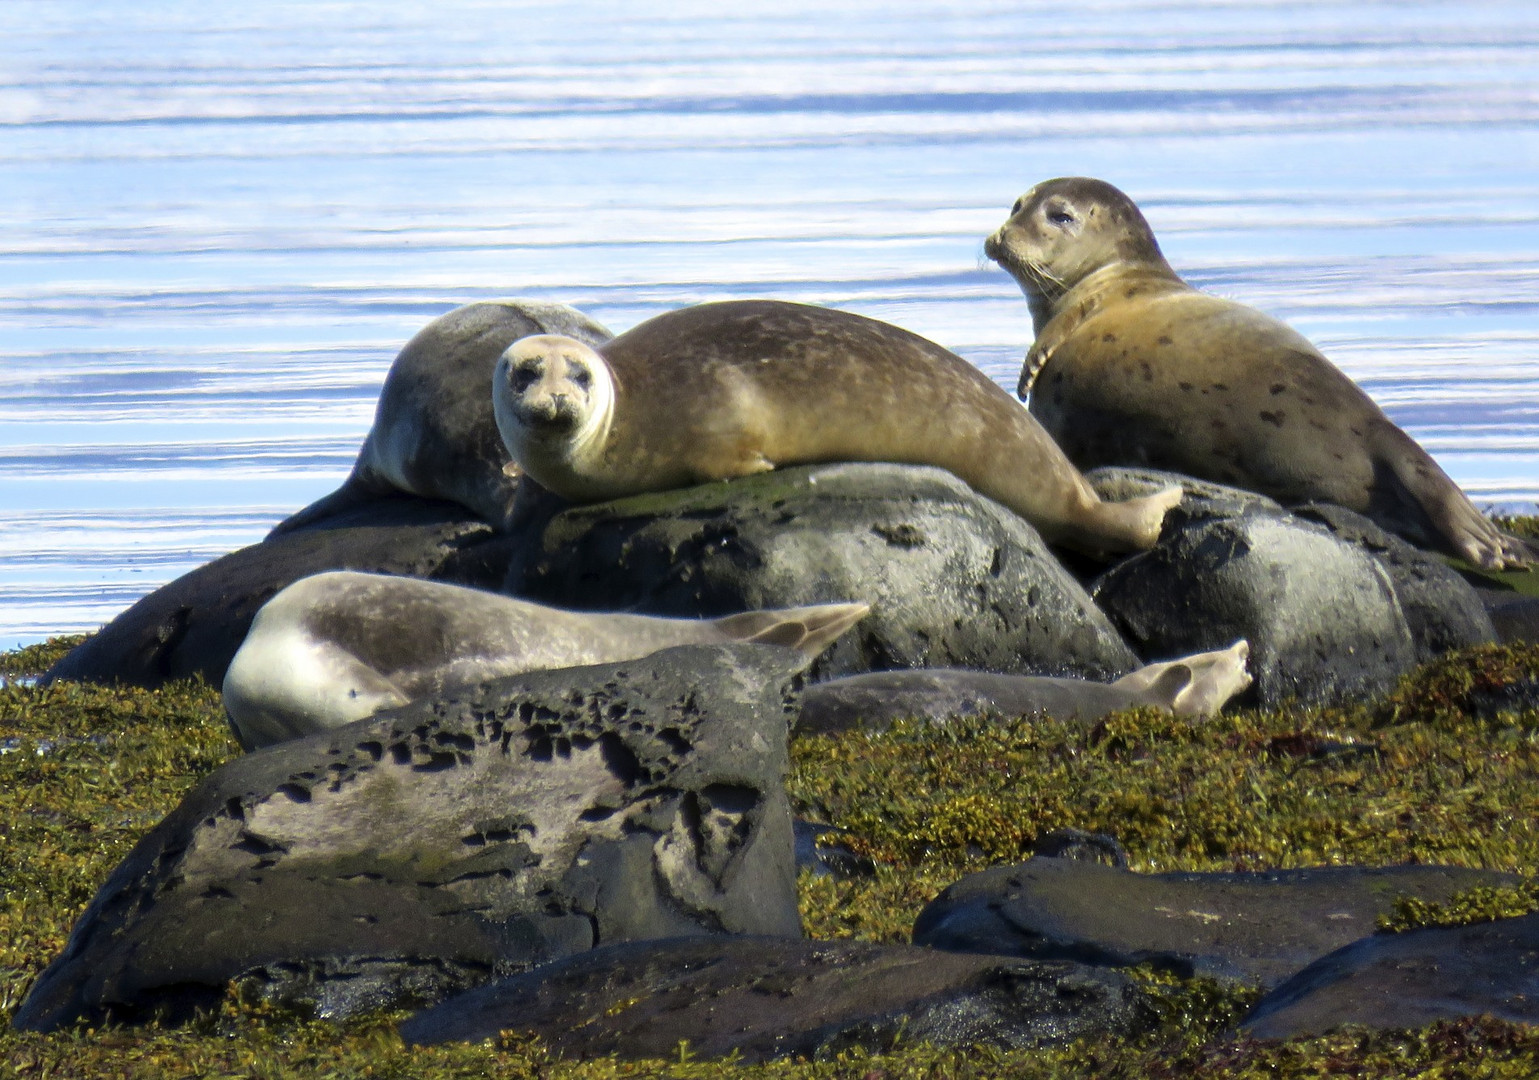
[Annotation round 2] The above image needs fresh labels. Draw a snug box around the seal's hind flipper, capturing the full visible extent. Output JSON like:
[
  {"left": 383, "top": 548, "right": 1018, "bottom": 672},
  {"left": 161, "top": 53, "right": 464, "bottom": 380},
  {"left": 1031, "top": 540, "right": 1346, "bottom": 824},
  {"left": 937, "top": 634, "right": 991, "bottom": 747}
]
[
  {"left": 712, "top": 602, "right": 870, "bottom": 657},
  {"left": 1114, "top": 639, "right": 1251, "bottom": 717}
]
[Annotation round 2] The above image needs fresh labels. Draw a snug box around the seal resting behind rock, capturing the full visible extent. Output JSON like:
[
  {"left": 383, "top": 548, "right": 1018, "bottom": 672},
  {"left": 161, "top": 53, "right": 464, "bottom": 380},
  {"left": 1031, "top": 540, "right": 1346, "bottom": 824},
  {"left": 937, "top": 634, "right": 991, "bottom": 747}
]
[
  {"left": 798, "top": 640, "right": 1250, "bottom": 734},
  {"left": 492, "top": 300, "right": 1183, "bottom": 555},
  {"left": 223, "top": 571, "right": 869, "bottom": 749},
  {"left": 271, "top": 299, "right": 611, "bottom": 535},
  {"left": 984, "top": 176, "right": 1530, "bottom": 571}
]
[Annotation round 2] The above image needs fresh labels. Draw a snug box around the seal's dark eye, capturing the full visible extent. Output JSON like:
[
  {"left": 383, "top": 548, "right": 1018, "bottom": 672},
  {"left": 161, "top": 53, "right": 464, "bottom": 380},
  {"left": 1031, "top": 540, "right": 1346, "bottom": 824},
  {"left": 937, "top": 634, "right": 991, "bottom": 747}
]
[
  {"left": 1011, "top": 197, "right": 1025, "bottom": 216},
  {"left": 512, "top": 365, "right": 541, "bottom": 392},
  {"left": 1047, "top": 207, "right": 1076, "bottom": 227},
  {"left": 569, "top": 367, "right": 591, "bottom": 390}
]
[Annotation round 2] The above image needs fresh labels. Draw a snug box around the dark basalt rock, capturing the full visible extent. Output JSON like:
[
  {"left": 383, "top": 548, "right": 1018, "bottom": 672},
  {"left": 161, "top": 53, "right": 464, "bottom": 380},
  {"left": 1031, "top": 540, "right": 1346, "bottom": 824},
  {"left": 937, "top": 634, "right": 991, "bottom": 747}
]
[
  {"left": 913, "top": 858, "right": 1521, "bottom": 989},
  {"left": 1292, "top": 502, "right": 1496, "bottom": 661},
  {"left": 399, "top": 935, "right": 1155, "bottom": 1061},
  {"left": 793, "top": 820, "right": 876, "bottom": 881},
  {"left": 1092, "top": 508, "right": 1417, "bottom": 706},
  {"left": 1243, "top": 911, "right": 1539, "bottom": 1038},
  {"left": 1089, "top": 467, "right": 1497, "bottom": 671},
  {"left": 1480, "top": 590, "right": 1539, "bottom": 645},
  {"left": 42, "top": 497, "right": 518, "bottom": 691},
  {"left": 14, "top": 644, "right": 805, "bottom": 1031},
  {"left": 505, "top": 461, "right": 1138, "bottom": 682},
  {"left": 1086, "top": 466, "right": 1284, "bottom": 522}
]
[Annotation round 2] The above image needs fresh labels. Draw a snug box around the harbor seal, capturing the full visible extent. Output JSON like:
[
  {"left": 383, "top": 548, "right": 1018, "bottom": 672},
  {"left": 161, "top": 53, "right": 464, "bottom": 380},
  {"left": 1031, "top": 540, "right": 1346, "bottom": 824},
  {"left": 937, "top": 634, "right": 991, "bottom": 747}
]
[
  {"left": 270, "top": 300, "right": 611, "bottom": 535},
  {"left": 984, "top": 176, "right": 1531, "bottom": 571},
  {"left": 222, "top": 570, "right": 869, "bottom": 749},
  {"left": 492, "top": 300, "right": 1182, "bottom": 555},
  {"left": 798, "top": 640, "right": 1251, "bottom": 734}
]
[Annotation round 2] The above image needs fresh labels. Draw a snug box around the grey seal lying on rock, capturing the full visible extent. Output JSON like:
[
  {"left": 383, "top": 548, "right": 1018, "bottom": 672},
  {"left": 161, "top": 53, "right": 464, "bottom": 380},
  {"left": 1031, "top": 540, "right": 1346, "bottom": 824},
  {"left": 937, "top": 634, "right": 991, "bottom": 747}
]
[
  {"left": 223, "top": 570, "right": 868, "bottom": 748},
  {"left": 272, "top": 300, "right": 611, "bottom": 534},
  {"left": 797, "top": 640, "right": 1251, "bottom": 734}
]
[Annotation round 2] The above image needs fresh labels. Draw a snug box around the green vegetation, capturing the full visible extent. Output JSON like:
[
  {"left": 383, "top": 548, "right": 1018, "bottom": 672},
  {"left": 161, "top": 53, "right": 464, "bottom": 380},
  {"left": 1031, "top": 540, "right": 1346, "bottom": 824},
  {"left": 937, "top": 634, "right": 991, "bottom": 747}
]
[{"left": 6, "top": 636, "right": 1539, "bottom": 1077}]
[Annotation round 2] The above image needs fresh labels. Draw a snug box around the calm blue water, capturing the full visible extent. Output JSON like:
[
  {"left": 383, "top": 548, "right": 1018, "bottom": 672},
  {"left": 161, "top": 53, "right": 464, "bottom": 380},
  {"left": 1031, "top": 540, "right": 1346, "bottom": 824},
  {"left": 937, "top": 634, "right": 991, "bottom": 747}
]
[{"left": 4, "top": 1, "right": 1538, "bottom": 648}]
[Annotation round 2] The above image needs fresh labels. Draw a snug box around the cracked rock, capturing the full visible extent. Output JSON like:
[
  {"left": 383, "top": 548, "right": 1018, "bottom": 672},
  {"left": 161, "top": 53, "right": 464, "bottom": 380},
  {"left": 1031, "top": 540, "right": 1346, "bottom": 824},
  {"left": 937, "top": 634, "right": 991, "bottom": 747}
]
[{"left": 15, "top": 644, "right": 805, "bottom": 1031}]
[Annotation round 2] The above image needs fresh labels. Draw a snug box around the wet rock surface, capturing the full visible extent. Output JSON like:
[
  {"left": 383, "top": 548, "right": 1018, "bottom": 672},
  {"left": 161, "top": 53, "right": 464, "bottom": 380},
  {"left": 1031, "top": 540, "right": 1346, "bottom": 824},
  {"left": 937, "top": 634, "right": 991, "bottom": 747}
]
[
  {"left": 1092, "top": 508, "right": 1418, "bottom": 706},
  {"left": 505, "top": 462, "right": 1138, "bottom": 682},
  {"left": 1243, "top": 912, "right": 1539, "bottom": 1038},
  {"left": 399, "top": 935, "right": 1156, "bottom": 1061},
  {"left": 1086, "top": 466, "right": 1285, "bottom": 522},
  {"left": 1482, "top": 590, "right": 1539, "bottom": 645},
  {"left": 912, "top": 858, "right": 1521, "bottom": 989},
  {"left": 1292, "top": 502, "right": 1496, "bottom": 661},
  {"left": 41, "top": 497, "right": 517, "bottom": 691},
  {"left": 14, "top": 644, "right": 805, "bottom": 1031}
]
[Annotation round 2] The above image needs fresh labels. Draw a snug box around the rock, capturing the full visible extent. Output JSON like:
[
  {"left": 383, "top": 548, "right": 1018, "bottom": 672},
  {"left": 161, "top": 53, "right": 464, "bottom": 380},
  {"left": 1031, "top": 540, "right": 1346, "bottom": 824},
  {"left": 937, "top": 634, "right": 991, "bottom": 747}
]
[
  {"left": 271, "top": 299, "right": 612, "bottom": 535},
  {"left": 1092, "top": 509, "right": 1417, "bottom": 706},
  {"left": 42, "top": 497, "right": 517, "bottom": 691},
  {"left": 793, "top": 820, "right": 876, "bottom": 881},
  {"left": 13, "top": 644, "right": 805, "bottom": 1031},
  {"left": 1086, "top": 466, "right": 1284, "bottom": 521},
  {"left": 1243, "top": 912, "right": 1539, "bottom": 1038},
  {"left": 506, "top": 462, "right": 1138, "bottom": 682},
  {"left": 398, "top": 935, "right": 1155, "bottom": 1061},
  {"left": 912, "top": 858, "right": 1520, "bottom": 989},
  {"left": 1481, "top": 591, "right": 1539, "bottom": 645},
  {"left": 1029, "top": 828, "right": 1130, "bottom": 870},
  {"left": 795, "top": 641, "right": 1251, "bottom": 734},
  {"left": 1292, "top": 502, "right": 1496, "bottom": 660}
]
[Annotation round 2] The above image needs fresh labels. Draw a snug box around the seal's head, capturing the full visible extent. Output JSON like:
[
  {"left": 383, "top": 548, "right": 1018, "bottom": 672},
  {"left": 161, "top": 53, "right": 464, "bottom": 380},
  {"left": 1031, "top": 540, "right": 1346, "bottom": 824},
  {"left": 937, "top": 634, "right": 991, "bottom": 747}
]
[
  {"left": 986, "top": 177, "right": 1170, "bottom": 320},
  {"left": 493, "top": 334, "right": 616, "bottom": 485}
]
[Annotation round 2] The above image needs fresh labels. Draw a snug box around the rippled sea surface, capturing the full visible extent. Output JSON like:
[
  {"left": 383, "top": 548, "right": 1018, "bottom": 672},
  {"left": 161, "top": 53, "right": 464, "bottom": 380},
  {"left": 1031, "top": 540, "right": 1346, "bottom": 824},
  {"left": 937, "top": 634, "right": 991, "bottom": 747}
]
[{"left": 4, "top": 1, "right": 1538, "bottom": 647}]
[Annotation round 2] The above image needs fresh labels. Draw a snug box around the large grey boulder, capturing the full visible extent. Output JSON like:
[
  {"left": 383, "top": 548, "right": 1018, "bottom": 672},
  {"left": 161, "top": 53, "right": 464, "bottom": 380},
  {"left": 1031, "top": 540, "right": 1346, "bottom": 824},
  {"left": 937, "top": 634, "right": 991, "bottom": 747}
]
[
  {"left": 913, "top": 858, "right": 1521, "bottom": 989},
  {"left": 14, "top": 644, "right": 805, "bottom": 1031},
  {"left": 43, "top": 497, "right": 517, "bottom": 691},
  {"left": 1243, "top": 912, "right": 1539, "bottom": 1038},
  {"left": 505, "top": 462, "right": 1138, "bottom": 681},
  {"left": 1292, "top": 502, "right": 1496, "bottom": 660},
  {"left": 1092, "top": 507, "right": 1417, "bottom": 706},
  {"left": 1090, "top": 468, "right": 1496, "bottom": 677},
  {"left": 399, "top": 935, "right": 1155, "bottom": 1061}
]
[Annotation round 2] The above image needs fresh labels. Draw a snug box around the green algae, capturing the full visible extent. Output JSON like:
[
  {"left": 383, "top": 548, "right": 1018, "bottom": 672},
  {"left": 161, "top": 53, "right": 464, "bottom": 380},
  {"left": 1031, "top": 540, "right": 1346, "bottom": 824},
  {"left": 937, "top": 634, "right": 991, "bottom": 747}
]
[{"left": 6, "top": 635, "right": 1539, "bottom": 1077}]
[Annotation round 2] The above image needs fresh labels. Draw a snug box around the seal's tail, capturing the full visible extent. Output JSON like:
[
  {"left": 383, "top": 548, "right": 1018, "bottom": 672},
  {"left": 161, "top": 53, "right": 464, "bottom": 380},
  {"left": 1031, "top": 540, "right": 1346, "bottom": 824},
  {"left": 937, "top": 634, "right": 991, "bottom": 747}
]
[{"left": 713, "top": 602, "right": 871, "bottom": 657}]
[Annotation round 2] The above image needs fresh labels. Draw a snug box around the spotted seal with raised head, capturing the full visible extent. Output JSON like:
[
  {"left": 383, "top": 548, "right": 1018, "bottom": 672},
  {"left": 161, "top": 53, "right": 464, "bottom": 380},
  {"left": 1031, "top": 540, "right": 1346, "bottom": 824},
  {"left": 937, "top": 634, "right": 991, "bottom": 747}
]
[
  {"left": 492, "top": 300, "right": 1182, "bottom": 555},
  {"left": 222, "top": 571, "right": 870, "bottom": 749},
  {"left": 270, "top": 300, "right": 611, "bottom": 535},
  {"left": 984, "top": 176, "right": 1530, "bottom": 571}
]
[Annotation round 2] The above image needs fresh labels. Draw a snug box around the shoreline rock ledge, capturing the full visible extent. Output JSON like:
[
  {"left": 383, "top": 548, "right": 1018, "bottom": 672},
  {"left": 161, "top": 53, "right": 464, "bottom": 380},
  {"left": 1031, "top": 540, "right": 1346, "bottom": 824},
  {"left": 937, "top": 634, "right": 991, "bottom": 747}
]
[{"left": 15, "top": 643, "right": 807, "bottom": 1031}]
